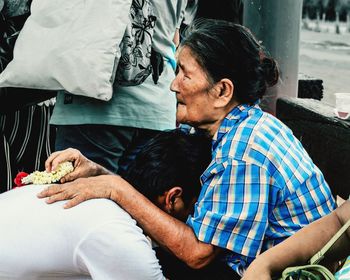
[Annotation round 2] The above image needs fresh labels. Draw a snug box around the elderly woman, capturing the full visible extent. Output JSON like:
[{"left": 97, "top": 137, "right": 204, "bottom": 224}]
[{"left": 38, "top": 19, "right": 335, "bottom": 279}]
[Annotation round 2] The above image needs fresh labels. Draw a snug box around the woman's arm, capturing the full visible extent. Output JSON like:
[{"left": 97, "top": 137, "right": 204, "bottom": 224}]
[
  {"left": 243, "top": 201, "right": 350, "bottom": 280},
  {"left": 38, "top": 175, "right": 221, "bottom": 269},
  {"left": 110, "top": 175, "right": 223, "bottom": 268}
]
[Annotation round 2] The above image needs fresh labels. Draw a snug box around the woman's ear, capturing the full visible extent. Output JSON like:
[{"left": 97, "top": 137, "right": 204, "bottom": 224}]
[
  {"left": 211, "top": 78, "right": 234, "bottom": 108},
  {"left": 164, "top": 186, "right": 183, "bottom": 213}
]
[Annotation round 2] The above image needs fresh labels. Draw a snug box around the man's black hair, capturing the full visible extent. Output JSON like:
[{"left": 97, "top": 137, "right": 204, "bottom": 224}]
[{"left": 122, "top": 129, "right": 212, "bottom": 206}]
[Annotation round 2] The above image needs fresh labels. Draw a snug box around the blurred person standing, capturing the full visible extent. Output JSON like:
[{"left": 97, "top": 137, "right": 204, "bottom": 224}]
[
  {"left": 180, "top": 0, "right": 242, "bottom": 41},
  {"left": 50, "top": 0, "right": 187, "bottom": 174},
  {"left": 0, "top": 0, "right": 57, "bottom": 191},
  {"left": 195, "top": 0, "right": 242, "bottom": 23}
]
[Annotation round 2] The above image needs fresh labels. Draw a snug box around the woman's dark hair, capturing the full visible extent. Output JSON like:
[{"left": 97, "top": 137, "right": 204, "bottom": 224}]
[
  {"left": 122, "top": 129, "right": 212, "bottom": 206},
  {"left": 181, "top": 19, "right": 279, "bottom": 105}
]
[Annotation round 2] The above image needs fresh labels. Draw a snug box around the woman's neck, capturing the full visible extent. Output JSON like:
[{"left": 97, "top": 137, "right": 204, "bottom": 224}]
[{"left": 198, "top": 105, "right": 237, "bottom": 137}]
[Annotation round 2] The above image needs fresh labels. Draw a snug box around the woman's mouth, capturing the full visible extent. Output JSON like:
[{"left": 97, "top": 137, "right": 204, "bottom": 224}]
[{"left": 177, "top": 100, "right": 185, "bottom": 106}]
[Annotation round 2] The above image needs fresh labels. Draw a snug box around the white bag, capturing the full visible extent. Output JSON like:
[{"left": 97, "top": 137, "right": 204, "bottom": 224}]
[{"left": 0, "top": 0, "right": 132, "bottom": 101}]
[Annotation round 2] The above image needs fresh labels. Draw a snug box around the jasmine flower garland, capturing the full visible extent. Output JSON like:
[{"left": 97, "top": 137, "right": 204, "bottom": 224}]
[{"left": 21, "top": 162, "right": 74, "bottom": 185}]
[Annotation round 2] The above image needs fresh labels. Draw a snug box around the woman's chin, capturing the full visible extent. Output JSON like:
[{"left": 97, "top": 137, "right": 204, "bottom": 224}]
[
  {"left": 176, "top": 111, "right": 187, "bottom": 124},
  {"left": 176, "top": 117, "right": 187, "bottom": 125}
]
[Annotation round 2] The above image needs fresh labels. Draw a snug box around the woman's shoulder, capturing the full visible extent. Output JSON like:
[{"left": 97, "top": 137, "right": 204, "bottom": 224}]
[{"left": 220, "top": 110, "right": 299, "bottom": 163}]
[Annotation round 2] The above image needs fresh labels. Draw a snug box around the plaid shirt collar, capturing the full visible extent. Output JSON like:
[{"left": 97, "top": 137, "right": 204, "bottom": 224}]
[{"left": 212, "top": 103, "right": 260, "bottom": 151}]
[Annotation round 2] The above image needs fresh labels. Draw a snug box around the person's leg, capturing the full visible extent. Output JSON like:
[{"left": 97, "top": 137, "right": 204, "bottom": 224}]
[
  {"left": 117, "top": 128, "right": 162, "bottom": 175},
  {"left": 55, "top": 125, "right": 138, "bottom": 174},
  {"left": 0, "top": 121, "right": 11, "bottom": 192},
  {"left": 55, "top": 125, "right": 163, "bottom": 175},
  {"left": 155, "top": 247, "right": 241, "bottom": 280},
  {"left": 0, "top": 104, "right": 55, "bottom": 191}
]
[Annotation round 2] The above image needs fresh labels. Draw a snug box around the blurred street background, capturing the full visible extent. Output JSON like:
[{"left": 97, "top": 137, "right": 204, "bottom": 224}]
[{"left": 300, "top": 0, "right": 350, "bottom": 106}]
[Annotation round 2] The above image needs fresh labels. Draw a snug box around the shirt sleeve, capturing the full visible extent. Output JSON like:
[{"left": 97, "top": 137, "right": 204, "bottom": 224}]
[{"left": 186, "top": 159, "right": 272, "bottom": 259}]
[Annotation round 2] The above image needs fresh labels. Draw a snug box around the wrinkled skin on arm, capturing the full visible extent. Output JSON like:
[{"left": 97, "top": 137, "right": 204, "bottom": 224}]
[{"left": 37, "top": 175, "right": 222, "bottom": 269}]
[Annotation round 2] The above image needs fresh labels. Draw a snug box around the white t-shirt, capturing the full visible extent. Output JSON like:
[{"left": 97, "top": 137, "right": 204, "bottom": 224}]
[{"left": 0, "top": 185, "right": 165, "bottom": 280}]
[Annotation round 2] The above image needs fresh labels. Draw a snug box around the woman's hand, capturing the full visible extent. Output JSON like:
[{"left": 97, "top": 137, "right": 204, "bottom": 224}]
[
  {"left": 45, "top": 148, "right": 110, "bottom": 183},
  {"left": 37, "top": 175, "right": 125, "bottom": 208}
]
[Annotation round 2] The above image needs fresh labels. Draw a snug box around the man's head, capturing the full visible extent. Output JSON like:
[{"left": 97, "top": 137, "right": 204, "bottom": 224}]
[{"left": 122, "top": 129, "right": 212, "bottom": 221}]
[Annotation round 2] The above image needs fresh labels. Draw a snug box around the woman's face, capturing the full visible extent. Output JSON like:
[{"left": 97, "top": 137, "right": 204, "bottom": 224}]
[{"left": 171, "top": 46, "right": 218, "bottom": 128}]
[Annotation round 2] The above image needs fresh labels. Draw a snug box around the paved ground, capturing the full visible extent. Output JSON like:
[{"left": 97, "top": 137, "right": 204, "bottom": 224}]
[{"left": 299, "top": 22, "right": 350, "bottom": 106}]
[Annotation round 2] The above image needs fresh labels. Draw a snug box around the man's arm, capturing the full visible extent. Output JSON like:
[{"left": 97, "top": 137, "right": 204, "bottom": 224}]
[
  {"left": 243, "top": 201, "right": 350, "bottom": 280},
  {"left": 173, "top": 29, "right": 180, "bottom": 47}
]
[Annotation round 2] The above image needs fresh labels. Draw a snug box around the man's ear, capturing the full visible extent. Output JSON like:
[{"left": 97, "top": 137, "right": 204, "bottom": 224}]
[
  {"left": 164, "top": 186, "right": 183, "bottom": 213},
  {"left": 211, "top": 78, "right": 234, "bottom": 108}
]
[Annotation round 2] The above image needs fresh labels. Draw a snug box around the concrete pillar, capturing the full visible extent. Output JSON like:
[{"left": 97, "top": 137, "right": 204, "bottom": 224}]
[{"left": 243, "top": 0, "right": 303, "bottom": 114}]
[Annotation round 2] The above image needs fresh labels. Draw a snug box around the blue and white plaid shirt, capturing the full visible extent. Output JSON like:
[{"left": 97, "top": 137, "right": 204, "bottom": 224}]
[{"left": 186, "top": 103, "right": 336, "bottom": 275}]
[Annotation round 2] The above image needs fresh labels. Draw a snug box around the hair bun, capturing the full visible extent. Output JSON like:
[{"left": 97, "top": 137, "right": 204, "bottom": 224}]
[{"left": 261, "top": 57, "right": 279, "bottom": 87}]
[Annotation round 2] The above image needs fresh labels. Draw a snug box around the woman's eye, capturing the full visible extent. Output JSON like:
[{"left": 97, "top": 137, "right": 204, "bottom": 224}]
[
  {"left": 183, "top": 72, "right": 190, "bottom": 80},
  {"left": 175, "top": 66, "right": 189, "bottom": 80}
]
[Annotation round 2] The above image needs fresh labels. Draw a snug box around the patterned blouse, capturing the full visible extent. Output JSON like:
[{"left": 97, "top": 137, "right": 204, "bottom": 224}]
[{"left": 2, "top": 0, "right": 31, "bottom": 17}]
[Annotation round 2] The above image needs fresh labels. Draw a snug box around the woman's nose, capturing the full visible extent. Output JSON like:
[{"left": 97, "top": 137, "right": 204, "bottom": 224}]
[{"left": 170, "top": 76, "right": 178, "bottom": 94}]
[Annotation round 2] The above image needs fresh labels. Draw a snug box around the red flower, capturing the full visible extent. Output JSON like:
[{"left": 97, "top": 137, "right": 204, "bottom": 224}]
[{"left": 13, "top": 172, "right": 29, "bottom": 188}]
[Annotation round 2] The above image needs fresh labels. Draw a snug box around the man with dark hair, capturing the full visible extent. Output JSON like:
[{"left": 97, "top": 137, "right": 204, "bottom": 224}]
[
  {"left": 0, "top": 130, "right": 211, "bottom": 280},
  {"left": 123, "top": 129, "right": 212, "bottom": 221}
]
